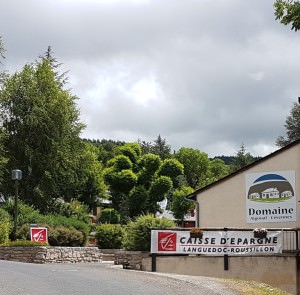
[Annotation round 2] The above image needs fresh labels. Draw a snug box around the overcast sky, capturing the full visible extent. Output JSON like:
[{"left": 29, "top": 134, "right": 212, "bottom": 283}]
[{"left": 1, "top": 0, "right": 300, "bottom": 157}]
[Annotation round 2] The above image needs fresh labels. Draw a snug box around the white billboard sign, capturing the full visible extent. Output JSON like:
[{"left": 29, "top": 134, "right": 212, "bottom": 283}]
[
  {"left": 151, "top": 230, "right": 283, "bottom": 255},
  {"left": 246, "top": 170, "right": 296, "bottom": 223}
]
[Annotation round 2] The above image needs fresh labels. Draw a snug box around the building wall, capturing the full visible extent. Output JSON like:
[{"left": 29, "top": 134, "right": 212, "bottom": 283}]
[
  {"left": 196, "top": 144, "right": 300, "bottom": 228},
  {"left": 142, "top": 255, "right": 298, "bottom": 295}
]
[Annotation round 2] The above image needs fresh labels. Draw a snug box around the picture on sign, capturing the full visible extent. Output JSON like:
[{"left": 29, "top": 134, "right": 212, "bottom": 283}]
[
  {"left": 30, "top": 227, "right": 48, "bottom": 243},
  {"left": 246, "top": 170, "right": 296, "bottom": 223}
]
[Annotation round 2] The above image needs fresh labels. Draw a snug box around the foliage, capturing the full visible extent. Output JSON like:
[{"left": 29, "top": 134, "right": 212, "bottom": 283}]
[
  {"left": 128, "top": 186, "right": 149, "bottom": 218},
  {"left": 0, "top": 127, "right": 8, "bottom": 187},
  {"left": 4, "top": 200, "right": 44, "bottom": 226},
  {"left": 15, "top": 223, "right": 31, "bottom": 240},
  {"left": 274, "top": 0, "right": 300, "bottom": 31},
  {"left": 117, "top": 144, "right": 139, "bottom": 164},
  {"left": 85, "top": 138, "right": 125, "bottom": 165},
  {"left": 123, "top": 214, "right": 176, "bottom": 251},
  {"left": 106, "top": 169, "right": 137, "bottom": 195},
  {"left": 151, "top": 135, "right": 171, "bottom": 159},
  {"left": 52, "top": 200, "right": 90, "bottom": 223},
  {"left": 0, "top": 208, "right": 11, "bottom": 244},
  {"left": 111, "top": 155, "right": 133, "bottom": 171},
  {"left": 95, "top": 224, "right": 124, "bottom": 249},
  {"left": 137, "top": 153, "right": 161, "bottom": 189},
  {"left": 170, "top": 186, "right": 194, "bottom": 223},
  {"left": 0, "top": 47, "right": 87, "bottom": 211},
  {"left": 4, "top": 200, "right": 90, "bottom": 244},
  {"left": 138, "top": 135, "right": 171, "bottom": 159},
  {"left": 75, "top": 142, "right": 107, "bottom": 210},
  {"left": 99, "top": 208, "right": 120, "bottom": 224},
  {"left": 276, "top": 102, "right": 300, "bottom": 147},
  {"left": 230, "top": 143, "right": 255, "bottom": 172},
  {"left": 44, "top": 214, "right": 90, "bottom": 244},
  {"left": 174, "top": 147, "right": 210, "bottom": 189},
  {"left": 48, "top": 226, "right": 85, "bottom": 246},
  {"left": 199, "top": 158, "right": 230, "bottom": 188},
  {"left": 157, "top": 158, "right": 184, "bottom": 188},
  {"left": 149, "top": 176, "right": 173, "bottom": 204},
  {"left": 0, "top": 240, "right": 48, "bottom": 247}
]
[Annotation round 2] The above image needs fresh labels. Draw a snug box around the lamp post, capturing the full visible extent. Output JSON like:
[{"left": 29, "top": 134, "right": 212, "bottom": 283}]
[{"left": 11, "top": 169, "right": 22, "bottom": 241}]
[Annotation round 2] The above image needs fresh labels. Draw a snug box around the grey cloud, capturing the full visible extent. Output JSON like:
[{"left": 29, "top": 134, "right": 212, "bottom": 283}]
[{"left": 1, "top": 0, "right": 300, "bottom": 157}]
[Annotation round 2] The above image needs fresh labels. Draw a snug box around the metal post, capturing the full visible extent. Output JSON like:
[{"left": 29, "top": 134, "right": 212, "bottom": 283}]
[
  {"left": 151, "top": 254, "right": 157, "bottom": 272},
  {"left": 11, "top": 169, "right": 22, "bottom": 241},
  {"left": 224, "top": 227, "right": 229, "bottom": 271},
  {"left": 12, "top": 180, "right": 18, "bottom": 241}
]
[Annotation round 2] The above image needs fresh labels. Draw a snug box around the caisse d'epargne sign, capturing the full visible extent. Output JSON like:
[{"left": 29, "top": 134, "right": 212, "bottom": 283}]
[{"left": 151, "top": 230, "right": 283, "bottom": 255}]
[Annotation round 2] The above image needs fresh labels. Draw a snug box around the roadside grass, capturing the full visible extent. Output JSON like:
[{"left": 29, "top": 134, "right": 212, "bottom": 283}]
[{"left": 224, "top": 279, "right": 291, "bottom": 295}]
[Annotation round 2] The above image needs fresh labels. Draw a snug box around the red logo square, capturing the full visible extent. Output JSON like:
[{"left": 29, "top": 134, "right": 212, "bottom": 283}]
[
  {"left": 30, "top": 228, "right": 48, "bottom": 243},
  {"left": 158, "top": 232, "right": 177, "bottom": 251}
]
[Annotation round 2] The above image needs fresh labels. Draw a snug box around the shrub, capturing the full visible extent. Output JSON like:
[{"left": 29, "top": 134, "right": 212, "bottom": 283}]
[
  {"left": 41, "top": 215, "right": 90, "bottom": 245},
  {"left": 123, "top": 214, "right": 176, "bottom": 251},
  {"left": 96, "top": 224, "right": 123, "bottom": 249},
  {"left": 0, "top": 240, "right": 48, "bottom": 247},
  {"left": 0, "top": 208, "right": 11, "bottom": 244},
  {"left": 3, "top": 200, "right": 44, "bottom": 226},
  {"left": 48, "top": 226, "right": 85, "bottom": 247},
  {"left": 52, "top": 200, "right": 90, "bottom": 223},
  {"left": 15, "top": 223, "right": 31, "bottom": 240},
  {"left": 99, "top": 208, "right": 120, "bottom": 224},
  {"left": 3, "top": 200, "right": 90, "bottom": 246}
]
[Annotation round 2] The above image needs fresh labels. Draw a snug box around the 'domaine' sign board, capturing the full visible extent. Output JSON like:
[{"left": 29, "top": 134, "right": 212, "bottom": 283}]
[
  {"left": 151, "top": 230, "right": 283, "bottom": 255},
  {"left": 246, "top": 170, "right": 296, "bottom": 223}
]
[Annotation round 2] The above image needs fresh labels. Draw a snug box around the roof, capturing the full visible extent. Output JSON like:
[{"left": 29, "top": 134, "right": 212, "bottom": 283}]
[{"left": 186, "top": 139, "right": 300, "bottom": 200}]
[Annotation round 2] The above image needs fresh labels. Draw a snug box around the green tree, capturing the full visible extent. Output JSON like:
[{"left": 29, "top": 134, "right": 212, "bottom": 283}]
[
  {"left": 76, "top": 142, "right": 107, "bottom": 210},
  {"left": 170, "top": 186, "right": 194, "bottom": 226},
  {"left": 103, "top": 144, "right": 174, "bottom": 220},
  {"left": 137, "top": 153, "right": 161, "bottom": 189},
  {"left": 0, "top": 38, "right": 8, "bottom": 186},
  {"left": 276, "top": 102, "right": 300, "bottom": 147},
  {"left": 230, "top": 144, "right": 255, "bottom": 172},
  {"left": 206, "top": 158, "right": 229, "bottom": 183},
  {"left": 174, "top": 147, "right": 210, "bottom": 189},
  {"left": 157, "top": 158, "right": 184, "bottom": 188},
  {"left": 150, "top": 135, "right": 171, "bottom": 159},
  {"left": 0, "top": 47, "right": 86, "bottom": 211},
  {"left": 274, "top": 0, "right": 300, "bottom": 31}
]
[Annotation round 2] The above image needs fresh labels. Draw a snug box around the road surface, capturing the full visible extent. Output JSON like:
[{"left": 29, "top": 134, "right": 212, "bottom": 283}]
[{"left": 0, "top": 260, "right": 240, "bottom": 295}]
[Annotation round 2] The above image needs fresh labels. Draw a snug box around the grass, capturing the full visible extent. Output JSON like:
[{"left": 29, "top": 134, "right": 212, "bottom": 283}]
[
  {"left": 250, "top": 197, "right": 291, "bottom": 203},
  {"left": 224, "top": 279, "right": 291, "bottom": 295}
]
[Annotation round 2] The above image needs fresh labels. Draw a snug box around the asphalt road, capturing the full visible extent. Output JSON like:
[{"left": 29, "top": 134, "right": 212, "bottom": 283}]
[{"left": 0, "top": 260, "right": 240, "bottom": 295}]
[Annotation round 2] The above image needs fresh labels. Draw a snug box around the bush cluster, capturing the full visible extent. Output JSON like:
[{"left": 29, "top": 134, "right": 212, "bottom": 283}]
[
  {"left": 95, "top": 224, "right": 123, "bottom": 249},
  {"left": 3, "top": 201, "right": 90, "bottom": 246},
  {"left": 48, "top": 226, "right": 84, "bottom": 247},
  {"left": 99, "top": 208, "right": 120, "bottom": 224},
  {"left": 0, "top": 240, "right": 48, "bottom": 247},
  {"left": 123, "top": 214, "right": 176, "bottom": 251},
  {"left": 0, "top": 208, "right": 11, "bottom": 244}
]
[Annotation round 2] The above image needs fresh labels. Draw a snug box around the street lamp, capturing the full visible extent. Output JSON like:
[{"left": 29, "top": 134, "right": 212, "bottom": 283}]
[{"left": 11, "top": 169, "right": 22, "bottom": 241}]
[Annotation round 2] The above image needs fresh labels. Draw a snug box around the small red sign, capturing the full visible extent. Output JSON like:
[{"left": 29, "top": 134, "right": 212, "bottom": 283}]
[
  {"left": 158, "top": 232, "right": 177, "bottom": 251},
  {"left": 30, "top": 227, "right": 48, "bottom": 243}
]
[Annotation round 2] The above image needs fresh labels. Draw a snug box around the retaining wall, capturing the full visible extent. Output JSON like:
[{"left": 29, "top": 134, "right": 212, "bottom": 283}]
[{"left": 0, "top": 246, "right": 102, "bottom": 263}]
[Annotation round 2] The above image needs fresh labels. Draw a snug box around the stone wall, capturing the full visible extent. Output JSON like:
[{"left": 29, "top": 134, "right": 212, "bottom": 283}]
[{"left": 0, "top": 246, "right": 102, "bottom": 264}]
